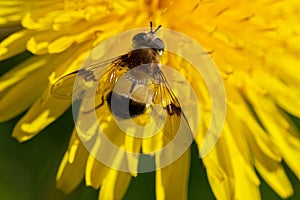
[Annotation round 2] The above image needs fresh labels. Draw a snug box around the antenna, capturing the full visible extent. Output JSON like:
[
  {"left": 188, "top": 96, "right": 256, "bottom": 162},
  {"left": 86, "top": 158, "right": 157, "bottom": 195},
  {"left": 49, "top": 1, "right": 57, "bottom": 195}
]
[
  {"left": 150, "top": 21, "right": 153, "bottom": 33},
  {"left": 154, "top": 25, "right": 162, "bottom": 33},
  {"left": 149, "top": 21, "right": 162, "bottom": 34}
]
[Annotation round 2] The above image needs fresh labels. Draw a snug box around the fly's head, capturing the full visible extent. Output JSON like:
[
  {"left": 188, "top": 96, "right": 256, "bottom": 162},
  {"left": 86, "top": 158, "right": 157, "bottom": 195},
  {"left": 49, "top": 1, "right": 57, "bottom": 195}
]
[{"left": 132, "top": 22, "right": 164, "bottom": 55}]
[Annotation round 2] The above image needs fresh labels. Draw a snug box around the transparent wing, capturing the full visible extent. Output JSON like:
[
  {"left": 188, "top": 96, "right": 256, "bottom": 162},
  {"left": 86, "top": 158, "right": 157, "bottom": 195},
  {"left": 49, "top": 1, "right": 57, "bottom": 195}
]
[
  {"left": 51, "top": 56, "right": 127, "bottom": 99},
  {"left": 149, "top": 68, "right": 194, "bottom": 145}
]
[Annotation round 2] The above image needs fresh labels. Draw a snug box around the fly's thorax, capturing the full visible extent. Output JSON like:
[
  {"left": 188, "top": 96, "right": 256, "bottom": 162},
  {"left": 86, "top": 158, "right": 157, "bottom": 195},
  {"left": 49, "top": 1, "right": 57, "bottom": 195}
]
[{"left": 124, "top": 48, "right": 161, "bottom": 69}]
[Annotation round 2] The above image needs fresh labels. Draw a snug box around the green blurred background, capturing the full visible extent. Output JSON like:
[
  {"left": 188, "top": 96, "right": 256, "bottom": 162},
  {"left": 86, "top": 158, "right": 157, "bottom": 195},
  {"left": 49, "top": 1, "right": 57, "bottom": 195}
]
[{"left": 0, "top": 52, "right": 299, "bottom": 200}]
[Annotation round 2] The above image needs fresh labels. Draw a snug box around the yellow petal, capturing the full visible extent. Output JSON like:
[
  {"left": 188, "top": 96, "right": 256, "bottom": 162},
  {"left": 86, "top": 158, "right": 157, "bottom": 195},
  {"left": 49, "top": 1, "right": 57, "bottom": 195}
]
[
  {"left": 98, "top": 149, "right": 131, "bottom": 200},
  {"left": 277, "top": 57, "right": 300, "bottom": 87},
  {"left": 0, "top": 1, "right": 26, "bottom": 27},
  {"left": 0, "top": 29, "right": 35, "bottom": 60},
  {"left": 247, "top": 88, "right": 300, "bottom": 179},
  {"left": 26, "top": 20, "right": 99, "bottom": 54},
  {"left": 156, "top": 148, "right": 190, "bottom": 200},
  {"left": 7, "top": 70, "right": 69, "bottom": 140},
  {"left": 1, "top": 43, "right": 86, "bottom": 120},
  {"left": 203, "top": 155, "right": 230, "bottom": 200},
  {"left": 0, "top": 55, "right": 48, "bottom": 91},
  {"left": 22, "top": 9, "right": 65, "bottom": 30},
  {"left": 48, "top": 20, "right": 99, "bottom": 53},
  {"left": 253, "top": 70, "right": 300, "bottom": 118},
  {"left": 85, "top": 155, "right": 110, "bottom": 189},
  {"left": 48, "top": 36, "right": 75, "bottom": 54},
  {"left": 0, "top": 56, "right": 52, "bottom": 122},
  {"left": 124, "top": 132, "right": 141, "bottom": 176},
  {"left": 26, "top": 30, "right": 59, "bottom": 55},
  {"left": 142, "top": 132, "right": 164, "bottom": 155},
  {"left": 83, "top": 121, "right": 111, "bottom": 189},
  {"left": 99, "top": 171, "right": 131, "bottom": 200},
  {"left": 226, "top": 85, "right": 282, "bottom": 162},
  {"left": 56, "top": 129, "right": 89, "bottom": 194},
  {"left": 227, "top": 127, "right": 260, "bottom": 199},
  {"left": 201, "top": 123, "right": 260, "bottom": 200},
  {"left": 247, "top": 131, "right": 294, "bottom": 198},
  {"left": 11, "top": 87, "right": 71, "bottom": 141},
  {"left": 10, "top": 42, "right": 92, "bottom": 140},
  {"left": 79, "top": 108, "right": 133, "bottom": 189}
]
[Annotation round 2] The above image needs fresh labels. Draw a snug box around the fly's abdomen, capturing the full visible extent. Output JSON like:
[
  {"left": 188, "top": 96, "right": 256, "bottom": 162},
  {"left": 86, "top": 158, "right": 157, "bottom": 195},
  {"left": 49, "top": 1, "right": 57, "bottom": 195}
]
[{"left": 106, "top": 91, "right": 147, "bottom": 119}]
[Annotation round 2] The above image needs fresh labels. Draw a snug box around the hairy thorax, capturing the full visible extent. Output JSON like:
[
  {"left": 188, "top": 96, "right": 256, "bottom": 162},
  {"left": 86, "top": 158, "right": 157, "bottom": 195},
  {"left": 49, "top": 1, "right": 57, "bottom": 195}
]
[{"left": 122, "top": 48, "right": 161, "bottom": 69}]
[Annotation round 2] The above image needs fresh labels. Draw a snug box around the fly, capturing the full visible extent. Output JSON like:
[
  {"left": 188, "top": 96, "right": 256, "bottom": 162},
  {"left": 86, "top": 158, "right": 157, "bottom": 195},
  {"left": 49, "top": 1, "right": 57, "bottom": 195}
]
[{"left": 51, "top": 22, "right": 192, "bottom": 141}]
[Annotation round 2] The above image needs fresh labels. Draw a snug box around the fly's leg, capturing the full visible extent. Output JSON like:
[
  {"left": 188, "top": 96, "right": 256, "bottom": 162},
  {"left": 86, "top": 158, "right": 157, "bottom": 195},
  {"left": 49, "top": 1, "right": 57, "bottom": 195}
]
[{"left": 82, "top": 95, "right": 105, "bottom": 114}]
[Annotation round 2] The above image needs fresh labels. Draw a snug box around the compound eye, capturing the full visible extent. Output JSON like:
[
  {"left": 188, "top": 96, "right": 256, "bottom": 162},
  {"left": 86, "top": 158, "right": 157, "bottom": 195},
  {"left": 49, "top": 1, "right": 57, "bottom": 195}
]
[
  {"left": 154, "top": 38, "right": 164, "bottom": 51},
  {"left": 132, "top": 33, "right": 148, "bottom": 42}
]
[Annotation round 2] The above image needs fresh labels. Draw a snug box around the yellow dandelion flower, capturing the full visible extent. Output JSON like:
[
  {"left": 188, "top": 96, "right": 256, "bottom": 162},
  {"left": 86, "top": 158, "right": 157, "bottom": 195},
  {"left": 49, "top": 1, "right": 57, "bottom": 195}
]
[{"left": 1, "top": 0, "right": 300, "bottom": 200}]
